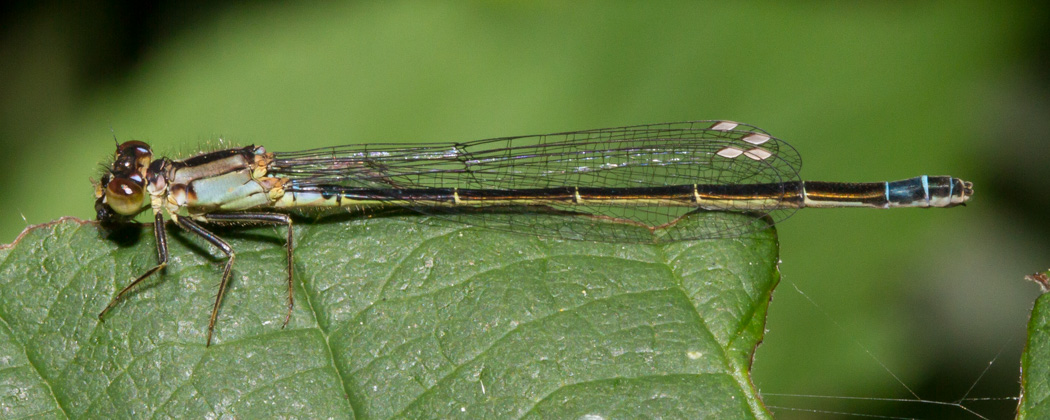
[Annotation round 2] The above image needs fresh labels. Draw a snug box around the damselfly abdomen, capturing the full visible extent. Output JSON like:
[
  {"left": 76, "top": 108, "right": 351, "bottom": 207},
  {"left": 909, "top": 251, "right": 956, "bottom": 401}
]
[{"left": 93, "top": 120, "right": 972, "bottom": 345}]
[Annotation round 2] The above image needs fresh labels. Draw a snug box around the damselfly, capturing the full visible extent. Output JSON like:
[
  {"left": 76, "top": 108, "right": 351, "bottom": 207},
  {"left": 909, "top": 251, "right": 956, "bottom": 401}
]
[{"left": 93, "top": 120, "right": 972, "bottom": 346}]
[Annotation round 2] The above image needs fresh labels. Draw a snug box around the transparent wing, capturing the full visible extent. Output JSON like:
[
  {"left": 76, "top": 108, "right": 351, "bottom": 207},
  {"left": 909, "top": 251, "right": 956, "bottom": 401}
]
[{"left": 270, "top": 120, "right": 802, "bottom": 242}]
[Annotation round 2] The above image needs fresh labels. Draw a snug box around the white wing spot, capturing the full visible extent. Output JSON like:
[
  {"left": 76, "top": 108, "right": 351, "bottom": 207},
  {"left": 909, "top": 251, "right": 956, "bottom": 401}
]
[
  {"left": 710, "top": 121, "right": 739, "bottom": 131},
  {"left": 716, "top": 146, "right": 744, "bottom": 158},
  {"left": 742, "top": 133, "right": 771, "bottom": 145},
  {"left": 743, "top": 148, "right": 773, "bottom": 160}
]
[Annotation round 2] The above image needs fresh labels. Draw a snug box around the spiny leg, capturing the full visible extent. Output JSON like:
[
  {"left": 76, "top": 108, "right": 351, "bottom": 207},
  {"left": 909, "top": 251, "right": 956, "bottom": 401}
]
[
  {"left": 174, "top": 216, "right": 236, "bottom": 347},
  {"left": 99, "top": 212, "right": 169, "bottom": 320},
  {"left": 200, "top": 213, "right": 294, "bottom": 329}
]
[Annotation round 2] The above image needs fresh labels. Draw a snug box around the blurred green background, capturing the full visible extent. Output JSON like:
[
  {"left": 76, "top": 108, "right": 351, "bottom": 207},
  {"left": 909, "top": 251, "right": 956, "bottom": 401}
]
[{"left": 2, "top": 1, "right": 1047, "bottom": 418}]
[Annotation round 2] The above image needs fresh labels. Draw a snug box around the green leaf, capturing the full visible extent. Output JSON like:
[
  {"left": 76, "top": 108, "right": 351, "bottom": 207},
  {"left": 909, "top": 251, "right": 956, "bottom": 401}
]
[
  {"left": 0, "top": 213, "right": 779, "bottom": 419},
  {"left": 1020, "top": 273, "right": 1050, "bottom": 419}
]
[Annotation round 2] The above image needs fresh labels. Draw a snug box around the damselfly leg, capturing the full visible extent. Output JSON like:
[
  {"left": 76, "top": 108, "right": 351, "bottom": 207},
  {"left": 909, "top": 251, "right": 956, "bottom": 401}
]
[
  {"left": 98, "top": 212, "right": 169, "bottom": 320},
  {"left": 198, "top": 212, "right": 295, "bottom": 332},
  {"left": 99, "top": 212, "right": 293, "bottom": 347}
]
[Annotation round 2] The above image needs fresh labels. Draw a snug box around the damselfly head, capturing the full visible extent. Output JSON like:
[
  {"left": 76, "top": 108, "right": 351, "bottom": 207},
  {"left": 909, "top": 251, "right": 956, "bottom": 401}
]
[{"left": 95, "top": 141, "right": 154, "bottom": 227}]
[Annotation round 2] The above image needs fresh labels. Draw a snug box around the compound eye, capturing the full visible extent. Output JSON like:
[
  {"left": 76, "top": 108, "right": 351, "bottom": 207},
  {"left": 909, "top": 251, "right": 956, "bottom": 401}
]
[
  {"left": 116, "top": 141, "right": 151, "bottom": 159},
  {"left": 105, "top": 177, "right": 146, "bottom": 215},
  {"left": 114, "top": 141, "right": 153, "bottom": 173}
]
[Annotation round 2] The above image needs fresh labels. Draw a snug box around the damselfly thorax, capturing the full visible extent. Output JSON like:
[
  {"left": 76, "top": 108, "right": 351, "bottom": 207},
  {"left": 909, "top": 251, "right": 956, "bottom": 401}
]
[{"left": 93, "top": 120, "right": 972, "bottom": 346}]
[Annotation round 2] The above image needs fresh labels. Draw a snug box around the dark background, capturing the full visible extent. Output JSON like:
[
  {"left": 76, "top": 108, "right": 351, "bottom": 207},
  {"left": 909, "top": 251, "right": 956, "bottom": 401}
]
[{"left": 3, "top": 1, "right": 1048, "bottom": 418}]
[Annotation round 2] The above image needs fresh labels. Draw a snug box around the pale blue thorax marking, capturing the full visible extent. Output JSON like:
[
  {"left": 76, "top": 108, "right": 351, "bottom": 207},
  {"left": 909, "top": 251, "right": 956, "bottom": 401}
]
[{"left": 921, "top": 175, "right": 929, "bottom": 202}]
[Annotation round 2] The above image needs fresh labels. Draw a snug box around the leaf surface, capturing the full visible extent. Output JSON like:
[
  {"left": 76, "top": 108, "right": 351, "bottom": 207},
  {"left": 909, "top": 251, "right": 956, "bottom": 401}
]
[
  {"left": 1020, "top": 279, "right": 1050, "bottom": 419},
  {"left": 0, "top": 213, "right": 779, "bottom": 418}
]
